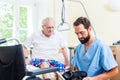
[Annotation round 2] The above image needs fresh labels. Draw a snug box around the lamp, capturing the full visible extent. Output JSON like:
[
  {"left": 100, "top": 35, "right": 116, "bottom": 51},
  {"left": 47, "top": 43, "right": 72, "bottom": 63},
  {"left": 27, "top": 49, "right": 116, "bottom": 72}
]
[
  {"left": 108, "top": 0, "right": 120, "bottom": 11},
  {"left": 57, "top": 0, "right": 70, "bottom": 31}
]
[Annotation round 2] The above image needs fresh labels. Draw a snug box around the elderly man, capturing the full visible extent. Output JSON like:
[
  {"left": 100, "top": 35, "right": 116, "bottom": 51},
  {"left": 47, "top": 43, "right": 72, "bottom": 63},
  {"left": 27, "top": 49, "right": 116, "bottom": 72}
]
[{"left": 24, "top": 17, "right": 69, "bottom": 80}]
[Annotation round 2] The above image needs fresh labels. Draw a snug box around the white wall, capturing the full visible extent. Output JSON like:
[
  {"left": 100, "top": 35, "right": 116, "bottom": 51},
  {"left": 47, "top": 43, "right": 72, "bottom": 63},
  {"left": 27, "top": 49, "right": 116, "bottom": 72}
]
[
  {"left": 85, "top": 0, "right": 120, "bottom": 45},
  {"left": 25, "top": 0, "right": 55, "bottom": 33},
  {"left": 52, "top": 0, "right": 120, "bottom": 46},
  {"left": 37, "top": 0, "right": 54, "bottom": 31},
  {"left": 30, "top": 0, "right": 120, "bottom": 46}
]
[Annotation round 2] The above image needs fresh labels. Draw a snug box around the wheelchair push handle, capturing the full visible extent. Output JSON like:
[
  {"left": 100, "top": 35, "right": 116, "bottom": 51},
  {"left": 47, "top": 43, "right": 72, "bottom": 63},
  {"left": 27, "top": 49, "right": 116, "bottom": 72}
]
[{"left": 0, "top": 38, "right": 20, "bottom": 44}]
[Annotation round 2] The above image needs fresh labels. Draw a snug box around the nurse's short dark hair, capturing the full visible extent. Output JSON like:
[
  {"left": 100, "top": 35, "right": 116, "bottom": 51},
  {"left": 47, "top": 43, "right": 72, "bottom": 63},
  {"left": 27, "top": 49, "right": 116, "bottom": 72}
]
[{"left": 73, "top": 17, "right": 91, "bottom": 29}]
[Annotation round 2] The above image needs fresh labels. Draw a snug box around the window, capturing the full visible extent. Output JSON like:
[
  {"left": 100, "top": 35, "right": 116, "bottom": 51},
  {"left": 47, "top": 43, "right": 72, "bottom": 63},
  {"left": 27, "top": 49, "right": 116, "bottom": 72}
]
[
  {"left": 0, "top": 2, "right": 13, "bottom": 38},
  {"left": 19, "top": 7, "right": 28, "bottom": 42},
  {"left": 0, "top": 1, "right": 28, "bottom": 43}
]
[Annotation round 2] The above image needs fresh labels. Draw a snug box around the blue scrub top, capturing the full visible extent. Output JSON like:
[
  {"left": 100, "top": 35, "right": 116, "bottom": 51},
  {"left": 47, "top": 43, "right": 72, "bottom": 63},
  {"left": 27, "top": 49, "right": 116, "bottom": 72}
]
[{"left": 71, "top": 38, "right": 118, "bottom": 76}]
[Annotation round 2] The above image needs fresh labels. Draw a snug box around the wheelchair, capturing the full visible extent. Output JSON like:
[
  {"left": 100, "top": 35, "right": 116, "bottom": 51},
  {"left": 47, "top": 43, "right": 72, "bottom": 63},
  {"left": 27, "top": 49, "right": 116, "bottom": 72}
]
[
  {"left": 0, "top": 38, "right": 87, "bottom": 80},
  {"left": 0, "top": 38, "right": 60, "bottom": 80}
]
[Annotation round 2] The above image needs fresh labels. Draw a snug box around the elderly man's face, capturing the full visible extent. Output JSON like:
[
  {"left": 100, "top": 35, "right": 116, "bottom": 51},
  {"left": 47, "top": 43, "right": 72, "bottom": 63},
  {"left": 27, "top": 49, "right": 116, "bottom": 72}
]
[{"left": 42, "top": 19, "right": 55, "bottom": 37}]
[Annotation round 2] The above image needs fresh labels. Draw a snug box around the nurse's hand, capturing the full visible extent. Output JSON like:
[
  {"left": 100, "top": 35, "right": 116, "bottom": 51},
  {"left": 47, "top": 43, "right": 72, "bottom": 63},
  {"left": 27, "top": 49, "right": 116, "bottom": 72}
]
[{"left": 83, "top": 77, "right": 95, "bottom": 80}]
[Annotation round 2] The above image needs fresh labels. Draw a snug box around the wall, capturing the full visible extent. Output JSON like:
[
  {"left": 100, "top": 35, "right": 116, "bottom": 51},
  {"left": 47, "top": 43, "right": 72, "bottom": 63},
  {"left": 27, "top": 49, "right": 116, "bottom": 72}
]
[
  {"left": 84, "top": 0, "right": 120, "bottom": 45},
  {"left": 34, "top": 0, "right": 120, "bottom": 47},
  {"left": 53, "top": 0, "right": 120, "bottom": 47}
]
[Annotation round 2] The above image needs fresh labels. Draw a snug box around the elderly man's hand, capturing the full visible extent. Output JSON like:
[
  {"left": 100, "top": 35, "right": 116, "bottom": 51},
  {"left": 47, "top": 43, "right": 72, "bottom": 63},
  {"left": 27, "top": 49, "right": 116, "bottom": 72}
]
[{"left": 25, "top": 58, "right": 30, "bottom": 65}]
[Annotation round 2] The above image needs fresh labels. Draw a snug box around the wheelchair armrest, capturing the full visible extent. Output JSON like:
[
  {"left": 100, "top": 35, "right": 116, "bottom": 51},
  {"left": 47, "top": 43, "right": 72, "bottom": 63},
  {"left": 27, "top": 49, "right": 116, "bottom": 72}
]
[{"left": 26, "top": 67, "right": 59, "bottom": 76}]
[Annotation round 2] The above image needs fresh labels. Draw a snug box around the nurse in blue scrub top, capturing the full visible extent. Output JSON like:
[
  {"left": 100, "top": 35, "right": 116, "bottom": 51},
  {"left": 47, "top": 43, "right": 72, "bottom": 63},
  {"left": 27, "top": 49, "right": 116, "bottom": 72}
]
[{"left": 71, "top": 17, "right": 119, "bottom": 80}]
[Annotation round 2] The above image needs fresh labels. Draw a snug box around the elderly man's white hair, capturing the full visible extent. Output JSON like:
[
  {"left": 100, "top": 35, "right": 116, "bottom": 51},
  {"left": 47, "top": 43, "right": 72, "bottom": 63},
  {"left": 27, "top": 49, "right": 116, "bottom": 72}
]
[{"left": 42, "top": 17, "right": 55, "bottom": 25}]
